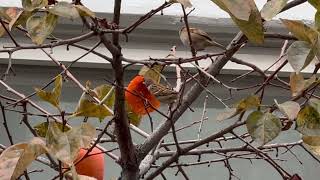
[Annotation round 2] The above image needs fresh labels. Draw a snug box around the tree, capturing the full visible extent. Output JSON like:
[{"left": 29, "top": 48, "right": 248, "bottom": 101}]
[{"left": 0, "top": 0, "right": 320, "bottom": 179}]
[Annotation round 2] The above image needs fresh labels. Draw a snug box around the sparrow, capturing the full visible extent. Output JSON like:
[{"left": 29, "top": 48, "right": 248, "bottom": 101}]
[{"left": 179, "top": 27, "right": 226, "bottom": 51}]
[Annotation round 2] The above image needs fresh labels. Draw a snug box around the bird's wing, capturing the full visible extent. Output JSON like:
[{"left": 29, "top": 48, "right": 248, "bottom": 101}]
[{"left": 190, "top": 28, "right": 213, "bottom": 41}]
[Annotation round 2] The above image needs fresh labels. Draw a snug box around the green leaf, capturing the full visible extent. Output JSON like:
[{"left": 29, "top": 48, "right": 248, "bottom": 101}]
[
  {"left": 26, "top": 13, "right": 58, "bottom": 45},
  {"left": 0, "top": 138, "right": 47, "bottom": 180},
  {"left": 261, "top": 0, "right": 288, "bottom": 21},
  {"left": 246, "top": 111, "right": 282, "bottom": 145},
  {"left": 309, "top": 0, "right": 320, "bottom": 10},
  {"left": 45, "top": 122, "right": 96, "bottom": 166},
  {"left": 9, "top": 10, "right": 33, "bottom": 31},
  {"left": 274, "top": 100, "right": 300, "bottom": 120},
  {"left": 35, "top": 74, "right": 62, "bottom": 108},
  {"left": 287, "top": 41, "right": 315, "bottom": 73},
  {"left": 280, "top": 19, "right": 318, "bottom": 44},
  {"left": 34, "top": 121, "right": 70, "bottom": 137},
  {"left": 217, "top": 95, "right": 260, "bottom": 121},
  {"left": 296, "top": 105, "right": 320, "bottom": 136},
  {"left": 71, "top": 84, "right": 115, "bottom": 121},
  {"left": 75, "top": 5, "right": 95, "bottom": 18},
  {"left": 49, "top": 1, "right": 79, "bottom": 20},
  {"left": 139, "top": 64, "right": 165, "bottom": 84},
  {"left": 211, "top": 0, "right": 264, "bottom": 44},
  {"left": 22, "top": 0, "right": 48, "bottom": 11}
]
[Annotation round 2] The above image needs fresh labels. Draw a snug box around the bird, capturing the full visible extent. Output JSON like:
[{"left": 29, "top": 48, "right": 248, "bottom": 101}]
[
  {"left": 125, "top": 75, "right": 161, "bottom": 115},
  {"left": 179, "top": 27, "right": 226, "bottom": 51},
  {"left": 145, "top": 78, "right": 178, "bottom": 104}
]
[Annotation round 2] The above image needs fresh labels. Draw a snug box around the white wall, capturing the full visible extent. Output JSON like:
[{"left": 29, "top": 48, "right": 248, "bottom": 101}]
[{"left": 1, "top": 0, "right": 316, "bottom": 20}]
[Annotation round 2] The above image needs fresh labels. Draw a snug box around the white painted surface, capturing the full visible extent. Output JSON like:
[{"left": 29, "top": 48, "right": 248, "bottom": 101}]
[{"left": 1, "top": 0, "right": 316, "bottom": 20}]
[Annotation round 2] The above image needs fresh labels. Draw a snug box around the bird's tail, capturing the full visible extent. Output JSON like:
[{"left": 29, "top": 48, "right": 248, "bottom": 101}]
[{"left": 209, "top": 40, "right": 226, "bottom": 50}]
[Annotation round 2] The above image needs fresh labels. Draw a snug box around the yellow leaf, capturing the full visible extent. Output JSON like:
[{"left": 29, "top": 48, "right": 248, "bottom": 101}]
[
  {"left": 75, "top": 5, "right": 95, "bottom": 18},
  {"left": 35, "top": 74, "right": 62, "bottom": 108},
  {"left": 281, "top": 19, "right": 318, "bottom": 44},
  {"left": 9, "top": 10, "right": 33, "bottom": 31},
  {"left": 26, "top": 13, "right": 58, "bottom": 45},
  {"left": 139, "top": 64, "right": 165, "bottom": 84},
  {"left": 302, "top": 135, "right": 320, "bottom": 157},
  {"left": 71, "top": 84, "right": 114, "bottom": 121},
  {"left": 302, "top": 135, "right": 320, "bottom": 146},
  {"left": 217, "top": 95, "right": 260, "bottom": 121},
  {"left": 22, "top": 0, "right": 48, "bottom": 11},
  {"left": 34, "top": 121, "right": 70, "bottom": 137}
]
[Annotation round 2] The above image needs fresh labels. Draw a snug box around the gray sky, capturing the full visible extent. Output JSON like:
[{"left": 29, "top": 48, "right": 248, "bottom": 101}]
[{"left": 1, "top": 0, "right": 316, "bottom": 20}]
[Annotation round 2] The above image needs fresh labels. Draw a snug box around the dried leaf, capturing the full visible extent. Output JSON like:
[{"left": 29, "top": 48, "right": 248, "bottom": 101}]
[
  {"left": 302, "top": 135, "right": 320, "bottom": 157},
  {"left": 309, "top": 0, "right": 320, "bottom": 10},
  {"left": 12, "top": 138, "right": 47, "bottom": 179},
  {"left": 296, "top": 105, "right": 320, "bottom": 136},
  {"left": 211, "top": 0, "right": 251, "bottom": 21},
  {"left": 302, "top": 135, "right": 320, "bottom": 146},
  {"left": 290, "top": 73, "right": 316, "bottom": 97},
  {"left": 0, "top": 138, "right": 47, "bottom": 180},
  {"left": 169, "top": 0, "right": 192, "bottom": 8},
  {"left": 216, "top": 108, "right": 238, "bottom": 121},
  {"left": 49, "top": 1, "right": 80, "bottom": 20},
  {"left": 35, "top": 74, "right": 62, "bottom": 108},
  {"left": 261, "top": 0, "right": 288, "bottom": 21},
  {"left": 34, "top": 121, "right": 70, "bottom": 137},
  {"left": 246, "top": 111, "right": 281, "bottom": 145},
  {"left": 0, "top": 143, "right": 27, "bottom": 180},
  {"left": 22, "top": 0, "right": 48, "bottom": 11},
  {"left": 274, "top": 100, "right": 300, "bottom": 120},
  {"left": 287, "top": 41, "right": 314, "bottom": 73},
  {"left": 9, "top": 10, "right": 33, "bottom": 31},
  {"left": 217, "top": 95, "right": 260, "bottom": 121},
  {"left": 26, "top": 13, "right": 58, "bottom": 45},
  {"left": 45, "top": 122, "right": 96, "bottom": 166},
  {"left": 309, "top": 98, "right": 320, "bottom": 112},
  {"left": 0, "top": 7, "right": 17, "bottom": 21},
  {"left": 315, "top": 11, "right": 320, "bottom": 31},
  {"left": 0, "top": 8, "right": 18, "bottom": 37},
  {"left": 281, "top": 19, "right": 318, "bottom": 44},
  {"left": 75, "top": 5, "right": 95, "bottom": 18},
  {"left": 71, "top": 84, "right": 114, "bottom": 121},
  {"left": 211, "top": 0, "right": 264, "bottom": 44}
]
